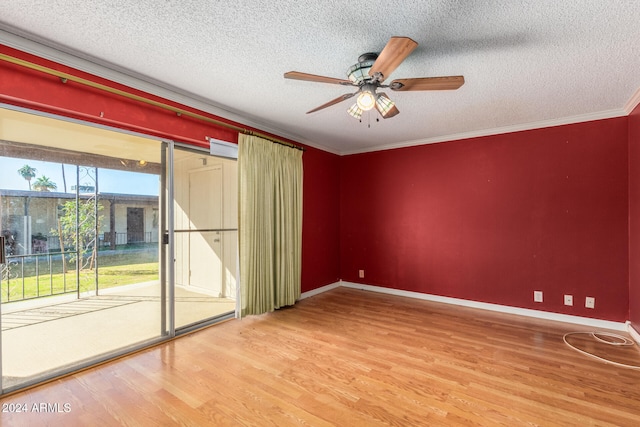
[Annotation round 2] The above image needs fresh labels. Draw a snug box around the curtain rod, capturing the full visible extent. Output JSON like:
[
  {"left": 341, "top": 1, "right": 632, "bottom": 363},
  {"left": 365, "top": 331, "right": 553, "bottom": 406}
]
[
  {"left": 238, "top": 131, "right": 305, "bottom": 151},
  {"left": 0, "top": 52, "right": 305, "bottom": 151}
]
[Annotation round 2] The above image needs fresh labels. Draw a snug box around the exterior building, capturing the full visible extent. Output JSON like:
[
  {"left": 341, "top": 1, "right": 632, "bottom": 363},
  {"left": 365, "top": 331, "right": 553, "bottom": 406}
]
[{"left": 0, "top": 189, "right": 158, "bottom": 255}]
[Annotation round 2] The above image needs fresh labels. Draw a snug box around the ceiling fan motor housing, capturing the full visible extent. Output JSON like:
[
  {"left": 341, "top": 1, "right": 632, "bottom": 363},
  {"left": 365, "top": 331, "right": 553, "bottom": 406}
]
[{"left": 357, "top": 52, "right": 379, "bottom": 63}]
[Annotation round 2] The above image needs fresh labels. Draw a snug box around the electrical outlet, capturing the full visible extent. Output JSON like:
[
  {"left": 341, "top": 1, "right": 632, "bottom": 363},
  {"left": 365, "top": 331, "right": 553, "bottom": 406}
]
[
  {"left": 534, "top": 291, "right": 543, "bottom": 302},
  {"left": 585, "top": 296, "right": 595, "bottom": 309},
  {"left": 359, "top": 270, "right": 364, "bottom": 278},
  {"left": 564, "top": 295, "right": 573, "bottom": 306}
]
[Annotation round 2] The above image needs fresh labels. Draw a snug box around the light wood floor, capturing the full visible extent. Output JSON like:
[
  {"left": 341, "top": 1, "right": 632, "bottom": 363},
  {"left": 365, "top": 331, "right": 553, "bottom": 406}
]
[{"left": 1, "top": 287, "right": 640, "bottom": 426}]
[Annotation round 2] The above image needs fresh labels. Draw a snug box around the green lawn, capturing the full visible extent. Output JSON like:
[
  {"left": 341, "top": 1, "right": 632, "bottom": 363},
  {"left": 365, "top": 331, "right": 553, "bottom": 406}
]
[{"left": 1, "top": 261, "right": 159, "bottom": 303}]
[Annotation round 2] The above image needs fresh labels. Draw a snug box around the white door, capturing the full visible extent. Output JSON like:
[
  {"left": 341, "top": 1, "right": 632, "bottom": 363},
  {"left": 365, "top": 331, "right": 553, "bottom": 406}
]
[{"left": 188, "top": 166, "right": 223, "bottom": 294}]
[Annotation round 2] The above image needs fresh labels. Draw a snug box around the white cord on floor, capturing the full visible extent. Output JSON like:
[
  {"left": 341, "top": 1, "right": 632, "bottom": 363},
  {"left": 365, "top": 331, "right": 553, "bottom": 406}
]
[
  {"left": 590, "top": 331, "right": 634, "bottom": 346},
  {"left": 563, "top": 331, "right": 640, "bottom": 370}
]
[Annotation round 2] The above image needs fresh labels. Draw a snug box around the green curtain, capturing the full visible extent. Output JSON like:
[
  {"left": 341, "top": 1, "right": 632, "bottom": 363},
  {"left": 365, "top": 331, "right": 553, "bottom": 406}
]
[{"left": 238, "top": 134, "right": 303, "bottom": 316}]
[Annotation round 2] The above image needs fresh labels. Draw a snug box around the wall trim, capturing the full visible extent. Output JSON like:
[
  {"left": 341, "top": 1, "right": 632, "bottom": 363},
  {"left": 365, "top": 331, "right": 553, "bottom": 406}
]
[
  {"left": 340, "top": 109, "right": 628, "bottom": 155},
  {"left": 624, "top": 86, "right": 640, "bottom": 115},
  {"left": 339, "top": 281, "right": 627, "bottom": 331},
  {"left": 627, "top": 322, "right": 640, "bottom": 345},
  {"left": 299, "top": 282, "right": 342, "bottom": 300}
]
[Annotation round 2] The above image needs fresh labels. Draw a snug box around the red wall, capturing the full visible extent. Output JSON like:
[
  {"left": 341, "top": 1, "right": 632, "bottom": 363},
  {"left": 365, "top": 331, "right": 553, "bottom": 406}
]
[
  {"left": 340, "top": 119, "right": 630, "bottom": 322},
  {"left": 0, "top": 44, "right": 341, "bottom": 293},
  {"left": 629, "top": 102, "right": 640, "bottom": 330},
  {"left": 301, "top": 146, "right": 341, "bottom": 291}
]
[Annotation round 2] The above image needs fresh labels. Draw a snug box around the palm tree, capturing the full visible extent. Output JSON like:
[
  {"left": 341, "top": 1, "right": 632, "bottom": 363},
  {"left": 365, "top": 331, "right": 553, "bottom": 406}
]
[
  {"left": 17, "top": 164, "right": 37, "bottom": 190},
  {"left": 32, "top": 176, "right": 58, "bottom": 192}
]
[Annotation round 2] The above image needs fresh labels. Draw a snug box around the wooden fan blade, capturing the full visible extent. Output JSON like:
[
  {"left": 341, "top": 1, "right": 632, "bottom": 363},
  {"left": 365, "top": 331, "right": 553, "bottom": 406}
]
[
  {"left": 306, "top": 93, "right": 355, "bottom": 114},
  {"left": 368, "top": 36, "right": 418, "bottom": 82},
  {"left": 390, "top": 76, "right": 465, "bottom": 91},
  {"left": 284, "top": 71, "right": 352, "bottom": 85},
  {"left": 375, "top": 92, "right": 399, "bottom": 119}
]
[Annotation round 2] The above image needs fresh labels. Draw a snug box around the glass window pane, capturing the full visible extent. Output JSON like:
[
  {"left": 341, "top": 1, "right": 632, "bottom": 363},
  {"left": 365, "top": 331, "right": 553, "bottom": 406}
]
[{"left": 172, "top": 147, "right": 237, "bottom": 330}]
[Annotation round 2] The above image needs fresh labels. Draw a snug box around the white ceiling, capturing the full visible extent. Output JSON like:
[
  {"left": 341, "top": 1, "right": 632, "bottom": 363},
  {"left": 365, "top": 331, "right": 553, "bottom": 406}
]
[{"left": 2, "top": 1, "right": 640, "bottom": 155}]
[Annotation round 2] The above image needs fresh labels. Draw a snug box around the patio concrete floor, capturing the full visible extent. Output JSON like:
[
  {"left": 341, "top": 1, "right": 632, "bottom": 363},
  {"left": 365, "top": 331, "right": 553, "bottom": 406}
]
[{"left": 1, "top": 281, "right": 235, "bottom": 389}]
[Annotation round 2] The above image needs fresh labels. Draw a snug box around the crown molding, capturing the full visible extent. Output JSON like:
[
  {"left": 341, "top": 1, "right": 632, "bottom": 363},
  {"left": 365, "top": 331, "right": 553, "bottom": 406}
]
[
  {"left": 624, "top": 86, "right": 640, "bottom": 115},
  {"left": 339, "top": 109, "right": 628, "bottom": 155}
]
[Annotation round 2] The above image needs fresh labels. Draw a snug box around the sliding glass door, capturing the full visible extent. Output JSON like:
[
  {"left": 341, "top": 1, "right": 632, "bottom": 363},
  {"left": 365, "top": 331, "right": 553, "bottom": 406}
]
[
  {"left": 0, "top": 108, "right": 239, "bottom": 394},
  {"left": 0, "top": 107, "right": 165, "bottom": 392}
]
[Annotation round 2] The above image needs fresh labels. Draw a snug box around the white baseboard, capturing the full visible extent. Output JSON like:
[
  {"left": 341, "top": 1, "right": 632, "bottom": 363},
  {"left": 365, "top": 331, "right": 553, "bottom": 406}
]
[
  {"left": 339, "top": 281, "right": 627, "bottom": 331},
  {"left": 627, "top": 322, "right": 640, "bottom": 345},
  {"left": 299, "top": 281, "right": 341, "bottom": 300}
]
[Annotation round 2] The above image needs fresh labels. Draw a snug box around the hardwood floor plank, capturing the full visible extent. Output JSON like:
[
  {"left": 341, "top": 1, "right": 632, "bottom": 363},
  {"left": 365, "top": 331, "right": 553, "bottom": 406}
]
[{"left": 2, "top": 287, "right": 640, "bottom": 426}]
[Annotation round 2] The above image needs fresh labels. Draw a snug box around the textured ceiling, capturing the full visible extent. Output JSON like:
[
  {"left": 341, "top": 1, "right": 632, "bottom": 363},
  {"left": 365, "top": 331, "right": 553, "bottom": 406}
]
[{"left": 1, "top": 1, "right": 640, "bottom": 154}]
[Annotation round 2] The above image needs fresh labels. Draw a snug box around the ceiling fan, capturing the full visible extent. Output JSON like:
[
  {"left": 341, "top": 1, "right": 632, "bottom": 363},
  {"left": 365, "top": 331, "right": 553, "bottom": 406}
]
[{"left": 284, "top": 36, "right": 464, "bottom": 120}]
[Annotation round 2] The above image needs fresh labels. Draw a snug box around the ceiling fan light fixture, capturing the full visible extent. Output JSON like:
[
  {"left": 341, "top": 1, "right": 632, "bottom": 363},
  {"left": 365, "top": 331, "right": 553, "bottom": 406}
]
[
  {"left": 347, "top": 103, "right": 363, "bottom": 119},
  {"left": 375, "top": 94, "right": 396, "bottom": 117},
  {"left": 356, "top": 90, "right": 376, "bottom": 111}
]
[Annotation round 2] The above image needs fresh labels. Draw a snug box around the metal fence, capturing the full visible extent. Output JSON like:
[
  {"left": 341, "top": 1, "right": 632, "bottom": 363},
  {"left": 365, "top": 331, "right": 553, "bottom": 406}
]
[
  {"left": 1, "top": 231, "right": 158, "bottom": 303},
  {"left": 100, "top": 231, "right": 155, "bottom": 247},
  {"left": 0, "top": 251, "right": 79, "bottom": 303}
]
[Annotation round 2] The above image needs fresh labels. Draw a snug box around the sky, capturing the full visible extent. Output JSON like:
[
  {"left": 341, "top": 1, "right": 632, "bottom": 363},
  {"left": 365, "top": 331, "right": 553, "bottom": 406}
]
[{"left": 0, "top": 158, "right": 159, "bottom": 196}]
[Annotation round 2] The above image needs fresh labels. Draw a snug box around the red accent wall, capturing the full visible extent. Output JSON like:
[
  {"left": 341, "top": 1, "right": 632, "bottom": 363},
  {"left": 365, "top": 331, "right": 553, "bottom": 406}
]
[
  {"left": 340, "top": 119, "right": 629, "bottom": 322},
  {"left": 629, "top": 102, "right": 640, "bottom": 330},
  {"left": 302, "top": 146, "right": 341, "bottom": 291},
  {"left": 0, "top": 44, "right": 341, "bottom": 293}
]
